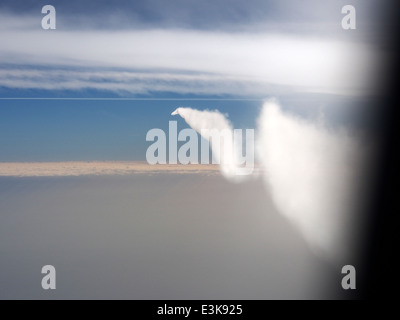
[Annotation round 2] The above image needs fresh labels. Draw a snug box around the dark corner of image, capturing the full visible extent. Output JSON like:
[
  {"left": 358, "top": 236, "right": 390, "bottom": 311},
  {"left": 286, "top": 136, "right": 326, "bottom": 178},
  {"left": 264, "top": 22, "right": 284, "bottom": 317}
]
[{"left": 359, "top": 0, "right": 400, "bottom": 300}]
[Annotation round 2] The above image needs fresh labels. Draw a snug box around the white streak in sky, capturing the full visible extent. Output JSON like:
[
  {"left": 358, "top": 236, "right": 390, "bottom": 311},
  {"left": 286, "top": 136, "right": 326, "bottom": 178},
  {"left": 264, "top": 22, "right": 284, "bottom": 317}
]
[
  {"left": 172, "top": 107, "right": 253, "bottom": 182},
  {"left": 257, "top": 101, "right": 363, "bottom": 261},
  {"left": 173, "top": 101, "right": 365, "bottom": 262}
]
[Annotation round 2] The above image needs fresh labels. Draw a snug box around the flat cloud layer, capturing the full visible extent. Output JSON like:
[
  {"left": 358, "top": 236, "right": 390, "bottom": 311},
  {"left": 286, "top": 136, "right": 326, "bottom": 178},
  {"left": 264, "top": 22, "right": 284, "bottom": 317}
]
[{"left": 0, "top": 162, "right": 219, "bottom": 177}]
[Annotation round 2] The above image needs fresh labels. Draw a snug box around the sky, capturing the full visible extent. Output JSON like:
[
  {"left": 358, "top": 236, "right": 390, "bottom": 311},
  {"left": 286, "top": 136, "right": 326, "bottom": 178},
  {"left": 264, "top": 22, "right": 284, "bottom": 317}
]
[
  {"left": 0, "top": 0, "right": 392, "bottom": 299},
  {"left": 0, "top": 0, "right": 387, "bottom": 161}
]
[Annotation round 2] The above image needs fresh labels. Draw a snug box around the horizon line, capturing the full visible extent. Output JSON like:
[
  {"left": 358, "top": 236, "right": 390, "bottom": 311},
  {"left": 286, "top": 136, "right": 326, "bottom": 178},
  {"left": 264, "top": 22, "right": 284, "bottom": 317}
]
[
  {"left": 0, "top": 161, "right": 221, "bottom": 177},
  {"left": 0, "top": 98, "right": 265, "bottom": 101}
]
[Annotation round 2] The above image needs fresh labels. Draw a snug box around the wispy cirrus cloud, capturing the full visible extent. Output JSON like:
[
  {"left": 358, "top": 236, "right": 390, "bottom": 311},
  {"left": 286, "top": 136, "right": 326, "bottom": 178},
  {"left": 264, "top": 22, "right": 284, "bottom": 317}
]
[
  {"left": 0, "top": 68, "right": 308, "bottom": 96},
  {"left": 0, "top": 12, "right": 381, "bottom": 96}
]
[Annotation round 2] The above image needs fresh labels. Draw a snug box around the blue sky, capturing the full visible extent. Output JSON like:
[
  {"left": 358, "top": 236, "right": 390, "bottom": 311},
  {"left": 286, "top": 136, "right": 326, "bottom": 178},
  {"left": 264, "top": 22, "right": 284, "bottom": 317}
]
[
  {"left": 0, "top": 0, "right": 377, "bottom": 33},
  {"left": 0, "top": 0, "right": 383, "bottom": 161},
  {"left": 0, "top": 99, "right": 261, "bottom": 161}
]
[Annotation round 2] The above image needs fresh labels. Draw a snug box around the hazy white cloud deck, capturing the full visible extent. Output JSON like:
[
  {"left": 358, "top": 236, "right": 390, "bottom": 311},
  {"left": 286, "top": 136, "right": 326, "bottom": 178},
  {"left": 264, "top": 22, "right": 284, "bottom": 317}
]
[{"left": 0, "top": 162, "right": 220, "bottom": 177}]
